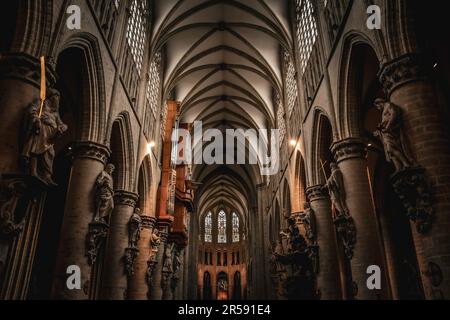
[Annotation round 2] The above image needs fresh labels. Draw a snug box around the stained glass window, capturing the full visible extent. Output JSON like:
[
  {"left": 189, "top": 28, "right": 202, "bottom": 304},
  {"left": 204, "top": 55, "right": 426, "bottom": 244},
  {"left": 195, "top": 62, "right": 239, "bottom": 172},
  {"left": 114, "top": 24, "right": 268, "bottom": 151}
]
[
  {"left": 146, "top": 52, "right": 162, "bottom": 118},
  {"left": 218, "top": 210, "right": 227, "bottom": 243},
  {"left": 232, "top": 212, "right": 240, "bottom": 243},
  {"left": 284, "top": 51, "right": 298, "bottom": 117},
  {"left": 204, "top": 212, "right": 212, "bottom": 243},
  {"left": 295, "top": 0, "right": 318, "bottom": 73},
  {"left": 275, "top": 92, "right": 286, "bottom": 144},
  {"left": 126, "top": 0, "right": 148, "bottom": 73}
]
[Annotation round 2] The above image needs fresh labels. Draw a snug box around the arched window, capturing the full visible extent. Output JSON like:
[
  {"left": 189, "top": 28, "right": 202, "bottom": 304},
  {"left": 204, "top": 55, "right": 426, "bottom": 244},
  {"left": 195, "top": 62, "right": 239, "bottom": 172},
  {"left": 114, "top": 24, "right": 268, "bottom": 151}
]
[
  {"left": 218, "top": 210, "right": 227, "bottom": 243},
  {"left": 204, "top": 212, "right": 212, "bottom": 243},
  {"left": 295, "top": 0, "right": 318, "bottom": 73},
  {"left": 146, "top": 52, "right": 162, "bottom": 118},
  {"left": 232, "top": 212, "right": 240, "bottom": 243},
  {"left": 283, "top": 51, "right": 298, "bottom": 117},
  {"left": 126, "top": 0, "right": 148, "bottom": 73}
]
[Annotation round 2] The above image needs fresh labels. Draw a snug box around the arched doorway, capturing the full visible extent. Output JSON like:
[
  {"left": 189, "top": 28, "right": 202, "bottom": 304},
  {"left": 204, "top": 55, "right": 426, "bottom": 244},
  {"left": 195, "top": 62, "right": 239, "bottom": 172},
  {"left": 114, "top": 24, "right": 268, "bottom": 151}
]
[
  {"left": 233, "top": 271, "right": 242, "bottom": 300},
  {"left": 203, "top": 271, "right": 212, "bottom": 300},
  {"left": 216, "top": 272, "right": 228, "bottom": 300}
]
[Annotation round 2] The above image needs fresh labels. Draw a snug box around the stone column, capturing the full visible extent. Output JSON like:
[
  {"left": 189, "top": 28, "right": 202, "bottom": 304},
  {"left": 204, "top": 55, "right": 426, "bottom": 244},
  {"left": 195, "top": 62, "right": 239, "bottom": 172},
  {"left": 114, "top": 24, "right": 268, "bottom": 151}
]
[
  {"left": 380, "top": 54, "right": 450, "bottom": 299},
  {"left": 100, "top": 190, "right": 138, "bottom": 300},
  {"left": 52, "top": 142, "right": 110, "bottom": 300},
  {"left": 331, "top": 138, "right": 389, "bottom": 300},
  {"left": 149, "top": 226, "right": 168, "bottom": 300},
  {"left": 127, "top": 216, "right": 156, "bottom": 300},
  {"left": 306, "top": 185, "right": 342, "bottom": 300}
]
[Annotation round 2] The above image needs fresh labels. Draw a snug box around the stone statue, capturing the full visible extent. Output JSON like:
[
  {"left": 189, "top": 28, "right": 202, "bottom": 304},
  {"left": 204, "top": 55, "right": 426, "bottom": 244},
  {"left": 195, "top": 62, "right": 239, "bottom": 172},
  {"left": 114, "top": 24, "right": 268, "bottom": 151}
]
[
  {"left": 21, "top": 89, "right": 68, "bottom": 186},
  {"left": 326, "top": 162, "right": 356, "bottom": 259},
  {"left": 162, "top": 242, "right": 174, "bottom": 273},
  {"left": 128, "top": 208, "right": 142, "bottom": 248},
  {"left": 0, "top": 179, "right": 27, "bottom": 237},
  {"left": 94, "top": 164, "right": 115, "bottom": 221},
  {"left": 374, "top": 98, "right": 413, "bottom": 172},
  {"left": 300, "top": 203, "right": 319, "bottom": 274},
  {"left": 150, "top": 228, "right": 161, "bottom": 253},
  {"left": 218, "top": 279, "right": 228, "bottom": 291},
  {"left": 300, "top": 202, "right": 316, "bottom": 243},
  {"left": 173, "top": 247, "right": 182, "bottom": 275},
  {"left": 326, "top": 162, "right": 349, "bottom": 217}
]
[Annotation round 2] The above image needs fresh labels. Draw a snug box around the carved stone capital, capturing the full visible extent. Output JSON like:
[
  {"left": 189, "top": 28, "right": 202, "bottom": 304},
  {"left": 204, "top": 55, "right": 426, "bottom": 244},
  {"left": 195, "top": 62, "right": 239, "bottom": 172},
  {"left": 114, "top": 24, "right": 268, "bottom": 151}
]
[
  {"left": 379, "top": 54, "right": 428, "bottom": 95},
  {"left": 142, "top": 216, "right": 157, "bottom": 230},
  {"left": 73, "top": 141, "right": 111, "bottom": 164},
  {"left": 306, "top": 185, "right": 329, "bottom": 202},
  {"left": 114, "top": 190, "right": 138, "bottom": 207},
  {"left": 331, "top": 138, "right": 367, "bottom": 163},
  {"left": 0, "top": 53, "right": 57, "bottom": 88}
]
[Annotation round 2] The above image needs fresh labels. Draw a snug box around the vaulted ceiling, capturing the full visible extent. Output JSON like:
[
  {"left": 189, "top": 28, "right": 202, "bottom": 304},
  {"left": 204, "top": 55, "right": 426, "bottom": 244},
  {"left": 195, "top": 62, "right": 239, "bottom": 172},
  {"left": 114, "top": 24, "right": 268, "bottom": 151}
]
[{"left": 151, "top": 0, "right": 294, "bottom": 219}]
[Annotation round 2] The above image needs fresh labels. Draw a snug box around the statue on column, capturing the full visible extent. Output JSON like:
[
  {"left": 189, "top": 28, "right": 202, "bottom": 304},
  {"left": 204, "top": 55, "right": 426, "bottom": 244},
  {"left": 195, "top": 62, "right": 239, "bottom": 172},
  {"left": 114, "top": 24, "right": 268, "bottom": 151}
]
[
  {"left": 86, "top": 163, "right": 114, "bottom": 265},
  {"left": 21, "top": 89, "right": 68, "bottom": 186},
  {"left": 162, "top": 242, "right": 174, "bottom": 274},
  {"left": 146, "top": 228, "right": 162, "bottom": 294},
  {"left": 171, "top": 247, "right": 183, "bottom": 296},
  {"left": 124, "top": 208, "right": 142, "bottom": 276},
  {"left": 94, "top": 163, "right": 115, "bottom": 221},
  {"left": 326, "top": 162, "right": 356, "bottom": 260},
  {"left": 150, "top": 228, "right": 161, "bottom": 254},
  {"left": 374, "top": 98, "right": 414, "bottom": 172},
  {"left": 300, "top": 203, "right": 319, "bottom": 274},
  {"left": 326, "top": 162, "right": 349, "bottom": 217},
  {"left": 128, "top": 208, "right": 142, "bottom": 248}
]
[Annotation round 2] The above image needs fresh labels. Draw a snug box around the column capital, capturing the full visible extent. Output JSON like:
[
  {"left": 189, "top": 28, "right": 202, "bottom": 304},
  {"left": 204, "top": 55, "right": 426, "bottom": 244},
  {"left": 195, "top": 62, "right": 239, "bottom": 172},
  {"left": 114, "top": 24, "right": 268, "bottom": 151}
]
[
  {"left": 141, "top": 216, "right": 157, "bottom": 230},
  {"left": 379, "top": 53, "right": 428, "bottom": 95},
  {"left": 114, "top": 190, "right": 139, "bottom": 207},
  {"left": 306, "top": 185, "right": 329, "bottom": 202},
  {"left": 72, "top": 141, "right": 111, "bottom": 164},
  {"left": 0, "top": 52, "right": 57, "bottom": 88},
  {"left": 331, "top": 138, "right": 367, "bottom": 163}
]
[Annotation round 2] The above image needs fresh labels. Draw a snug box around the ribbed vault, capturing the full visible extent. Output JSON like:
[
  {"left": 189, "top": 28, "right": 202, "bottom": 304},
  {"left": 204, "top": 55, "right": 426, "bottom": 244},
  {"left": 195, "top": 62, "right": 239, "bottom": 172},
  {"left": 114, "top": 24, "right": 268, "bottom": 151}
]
[{"left": 152, "top": 0, "right": 293, "bottom": 237}]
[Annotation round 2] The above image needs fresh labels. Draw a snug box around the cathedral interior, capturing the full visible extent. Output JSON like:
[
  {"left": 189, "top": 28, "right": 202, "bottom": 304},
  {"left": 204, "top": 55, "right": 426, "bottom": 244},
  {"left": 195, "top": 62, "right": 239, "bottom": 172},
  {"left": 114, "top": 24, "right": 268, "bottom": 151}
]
[{"left": 0, "top": 0, "right": 449, "bottom": 301}]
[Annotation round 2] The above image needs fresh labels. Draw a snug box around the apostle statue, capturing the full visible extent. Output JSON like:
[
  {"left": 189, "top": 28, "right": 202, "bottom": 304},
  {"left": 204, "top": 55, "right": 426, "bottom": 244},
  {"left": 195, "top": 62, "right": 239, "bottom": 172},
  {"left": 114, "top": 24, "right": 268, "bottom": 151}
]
[
  {"left": 374, "top": 98, "right": 414, "bottom": 172},
  {"left": 94, "top": 164, "right": 115, "bottom": 221},
  {"left": 128, "top": 208, "right": 142, "bottom": 248},
  {"left": 162, "top": 242, "right": 174, "bottom": 273},
  {"left": 300, "top": 202, "right": 316, "bottom": 243},
  {"left": 150, "top": 228, "right": 161, "bottom": 254},
  {"left": 21, "top": 89, "right": 68, "bottom": 186},
  {"left": 326, "top": 162, "right": 349, "bottom": 217}
]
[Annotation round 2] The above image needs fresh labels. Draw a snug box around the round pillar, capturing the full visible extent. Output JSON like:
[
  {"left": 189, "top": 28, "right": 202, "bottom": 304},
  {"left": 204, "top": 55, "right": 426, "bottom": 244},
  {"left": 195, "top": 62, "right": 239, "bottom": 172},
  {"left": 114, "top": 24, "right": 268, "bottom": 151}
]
[
  {"left": 100, "top": 190, "right": 138, "bottom": 300},
  {"left": 52, "top": 142, "right": 110, "bottom": 299},
  {"left": 331, "top": 138, "right": 389, "bottom": 300},
  {"left": 380, "top": 54, "right": 450, "bottom": 299},
  {"left": 306, "top": 185, "right": 342, "bottom": 299},
  {"left": 127, "top": 216, "right": 156, "bottom": 300}
]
